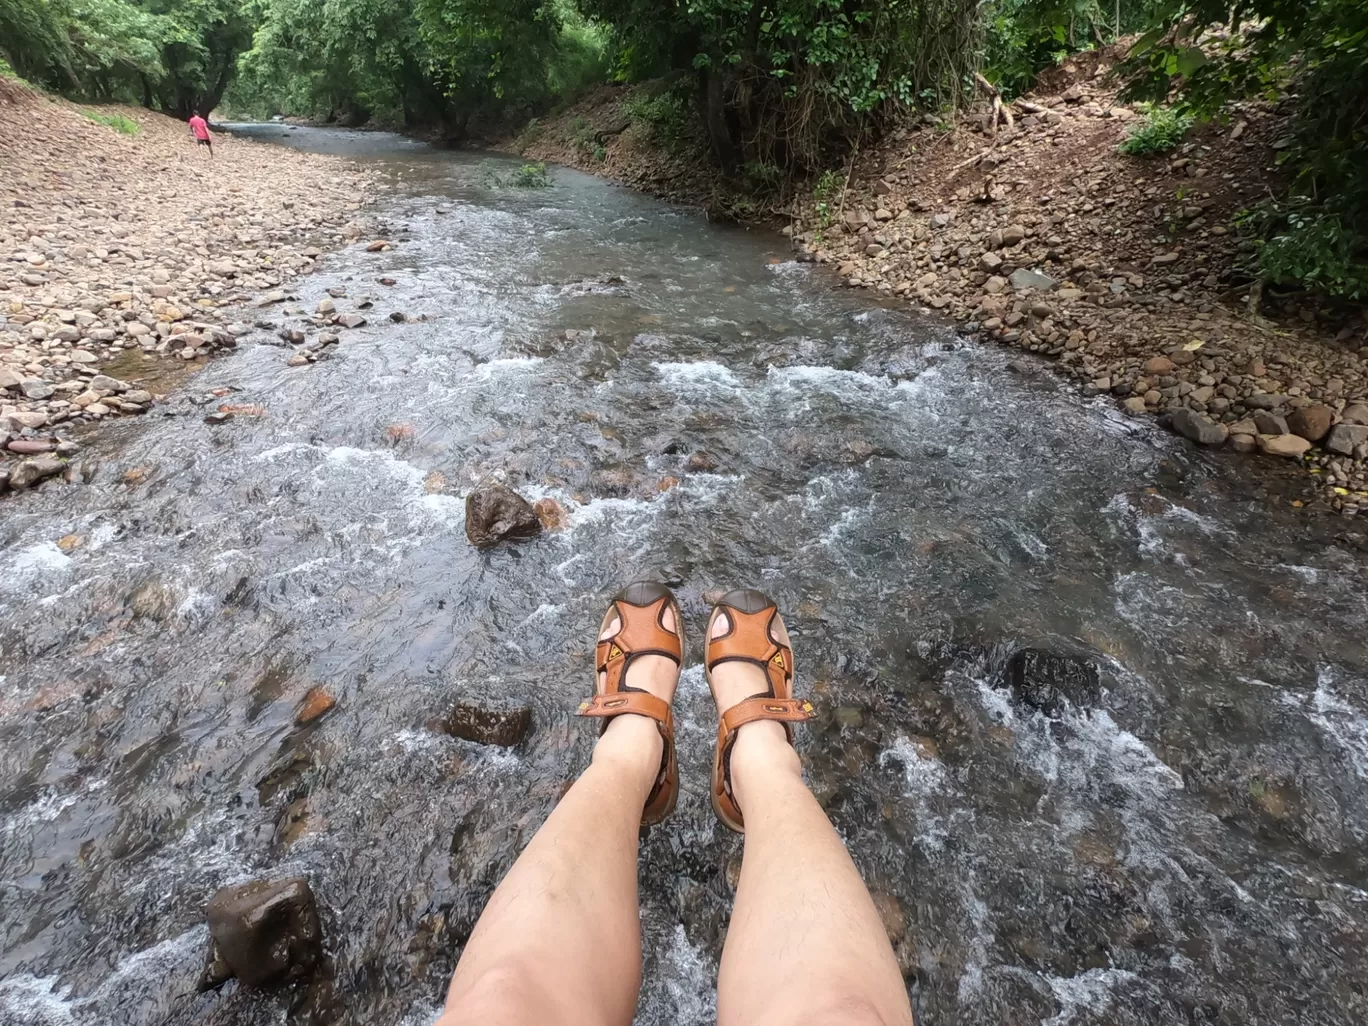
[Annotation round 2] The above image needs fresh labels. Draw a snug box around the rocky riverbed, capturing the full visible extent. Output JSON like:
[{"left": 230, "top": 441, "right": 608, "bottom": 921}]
[
  {"left": 0, "top": 78, "right": 376, "bottom": 493},
  {"left": 506, "top": 49, "right": 1368, "bottom": 518}
]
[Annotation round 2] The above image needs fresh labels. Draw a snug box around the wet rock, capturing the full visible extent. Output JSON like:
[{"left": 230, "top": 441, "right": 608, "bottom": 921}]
[
  {"left": 1006, "top": 648, "right": 1100, "bottom": 714},
  {"left": 1287, "top": 404, "right": 1333, "bottom": 442},
  {"left": 1257, "top": 433, "right": 1311, "bottom": 458},
  {"left": 365, "top": 240, "right": 391, "bottom": 252},
  {"left": 684, "top": 451, "right": 719, "bottom": 473},
  {"left": 295, "top": 686, "right": 336, "bottom": 725},
  {"left": 338, "top": 313, "right": 366, "bottom": 328},
  {"left": 1325, "top": 423, "right": 1368, "bottom": 457},
  {"left": 1168, "top": 409, "right": 1228, "bottom": 446},
  {"left": 204, "top": 411, "right": 233, "bottom": 425},
  {"left": 869, "top": 891, "right": 907, "bottom": 943},
  {"left": 201, "top": 877, "right": 323, "bottom": 989},
  {"left": 429, "top": 700, "right": 533, "bottom": 747},
  {"left": 8, "top": 457, "right": 66, "bottom": 490},
  {"left": 465, "top": 482, "right": 542, "bottom": 547},
  {"left": 533, "top": 497, "right": 569, "bottom": 530}
]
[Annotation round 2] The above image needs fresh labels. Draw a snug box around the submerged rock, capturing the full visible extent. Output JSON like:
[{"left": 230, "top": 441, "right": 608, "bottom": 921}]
[
  {"left": 465, "top": 482, "right": 542, "bottom": 547},
  {"left": 201, "top": 877, "right": 323, "bottom": 989},
  {"left": 429, "top": 699, "right": 533, "bottom": 747},
  {"left": 1006, "top": 648, "right": 1100, "bottom": 714},
  {"left": 1168, "top": 408, "right": 1228, "bottom": 446},
  {"left": 8, "top": 457, "right": 66, "bottom": 490}
]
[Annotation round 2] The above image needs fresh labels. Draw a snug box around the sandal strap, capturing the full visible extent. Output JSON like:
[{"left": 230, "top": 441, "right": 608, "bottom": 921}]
[
  {"left": 706, "top": 606, "right": 792, "bottom": 696},
  {"left": 577, "top": 691, "right": 674, "bottom": 737},
  {"left": 595, "top": 595, "right": 682, "bottom": 693},
  {"left": 721, "top": 695, "right": 813, "bottom": 735}
]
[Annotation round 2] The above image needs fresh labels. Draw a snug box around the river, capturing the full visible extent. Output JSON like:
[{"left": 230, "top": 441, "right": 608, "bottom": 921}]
[{"left": 2, "top": 127, "right": 1366, "bottom": 1026}]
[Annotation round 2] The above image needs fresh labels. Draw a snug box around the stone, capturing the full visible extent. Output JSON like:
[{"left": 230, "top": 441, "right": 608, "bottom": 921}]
[
  {"left": 316, "top": 298, "right": 335, "bottom": 315},
  {"left": 89, "top": 375, "right": 126, "bottom": 392},
  {"left": 365, "top": 240, "right": 391, "bottom": 252},
  {"left": 1227, "top": 419, "right": 1258, "bottom": 436},
  {"left": 1001, "top": 224, "right": 1026, "bottom": 247},
  {"left": 4, "top": 411, "right": 48, "bottom": 429},
  {"left": 295, "top": 686, "right": 336, "bottom": 725},
  {"left": 1007, "top": 648, "right": 1100, "bottom": 714},
  {"left": 1169, "top": 408, "right": 1228, "bottom": 446},
  {"left": 1325, "top": 423, "right": 1368, "bottom": 456},
  {"left": 1243, "top": 394, "right": 1285, "bottom": 411},
  {"left": 1143, "top": 356, "right": 1175, "bottom": 376},
  {"left": 1257, "top": 433, "right": 1311, "bottom": 457},
  {"left": 1252, "top": 410, "right": 1288, "bottom": 435},
  {"left": 1229, "top": 434, "right": 1256, "bottom": 453},
  {"left": 465, "top": 482, "right": 542, "bottom": 548},
  {"left": 980, "top": 252, "right": 1002, "bottom": 272},
  {"left": 870, "top": 892, "right": 906, "bottom": 943},
  {"left": 0, "top": 367, "right": 23, "bottom": 390},
  {"left": 7, "top": 439, "right": 55, "bottom": 454},
  {"left": 533, "top": 497, "right": 569, "bottom": 531},
  {"left": 1341, "top": 403, "right": 1368, "bottom": 426},
  {"left": 204, "top": 411, "right": 233, "bottom": 425},
  {"left": 9, "top": 457, "right": 66, "bottom": 490},
  {"left": 286, "top": 354, "right": 310, "bottom": 367},
  {"left": 69, "top": 349, "right": 98, "bottom": 364},
  {"left": 201, "top": 878, "right": 323, "bottom": 989},
  {"left": 429, "top": 700, "right": 533, "bottom": 747},
  {"left": 339, "top": 313, "right": 366, "bottom": 329},
  {"left": 1122, "top": 396, "right": 1147, "bottom": 413},
  {"left": 20, "top": 379, "right": 54, "bottom": 400},
  {"left": 1009, "top": 267, "right": 1057, "bottom": 292},
  {"left": 1287, "top": 404, "right": 1334, "bottom": 442}
]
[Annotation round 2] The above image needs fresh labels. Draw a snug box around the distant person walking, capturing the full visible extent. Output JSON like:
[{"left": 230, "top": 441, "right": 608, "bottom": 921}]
[{"left": 188, "top": 112, "right": 213, "bottom": 158}]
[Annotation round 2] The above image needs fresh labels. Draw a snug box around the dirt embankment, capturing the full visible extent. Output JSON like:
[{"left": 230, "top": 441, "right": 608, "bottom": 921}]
[
  {"left": 503, "top": 56, "right": 1368, "bottom": 519},
  {"left": 0, "top": 78, "right": 375, "bottom": 492}
]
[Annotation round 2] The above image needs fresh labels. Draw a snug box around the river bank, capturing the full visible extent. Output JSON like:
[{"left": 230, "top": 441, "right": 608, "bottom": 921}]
[
  {"left": 501, "top": 54, "right": 1368, "bottom": 518},
  {"left": 0, "top": 78, "right": 377, "bottom": 492}
]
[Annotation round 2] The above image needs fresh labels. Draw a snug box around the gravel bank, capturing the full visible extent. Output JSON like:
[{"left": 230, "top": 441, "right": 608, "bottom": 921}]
[{"left": 0, "top": 79, "right": 376, "bottom": 493}]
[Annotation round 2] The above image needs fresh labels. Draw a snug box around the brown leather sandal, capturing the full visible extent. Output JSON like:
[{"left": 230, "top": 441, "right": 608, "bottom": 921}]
[
  {"left": 705, "top": 589, "right": 814, "bottom": 832},
  {"left": 576, "top": 581, "right": 683, "bottom": 826}
]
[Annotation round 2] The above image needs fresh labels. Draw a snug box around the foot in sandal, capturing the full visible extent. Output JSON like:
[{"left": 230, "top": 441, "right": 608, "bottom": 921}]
[
  {"left": 705, "top": 588, "right": 814, "bottom": 831},
  {"left": 577, "top": 580, "right": 684, "bottom": 825}
]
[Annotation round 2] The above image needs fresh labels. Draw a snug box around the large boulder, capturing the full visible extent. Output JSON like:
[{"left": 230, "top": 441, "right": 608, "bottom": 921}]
[
  {"left": 1287, "top": 404, "right": 1334, "bottom": 442},
  {"left": 201, "top": 877, "right": 323, "bottom": 989},
  {"left": 465, "top": 482, "right": 542, "bottom": 548},
  {"left": 1325, "top": 423, "right": 1368, "bottom": 457}
]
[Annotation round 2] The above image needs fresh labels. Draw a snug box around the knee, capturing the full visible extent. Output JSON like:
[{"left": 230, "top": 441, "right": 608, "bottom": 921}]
[
  {"left": 440, "top": 957, "right": 553, "bottom": 1026},
  {"left": 791, "top": 993, "right": 902, "bottom": 1026}
]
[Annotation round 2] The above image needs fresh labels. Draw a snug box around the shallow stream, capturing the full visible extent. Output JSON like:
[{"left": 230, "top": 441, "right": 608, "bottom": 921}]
[{"left": 2, "top": 127, "right": 1366, "bottom": 1026}]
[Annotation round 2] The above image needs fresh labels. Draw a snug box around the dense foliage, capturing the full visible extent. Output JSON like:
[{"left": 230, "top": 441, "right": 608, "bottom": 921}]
[
  {"left": 1, "top": 0, "right": 1362, "bottom": 298},
  {"left": 1121, "top": 0, "right": 1368, "bottom": 299}
]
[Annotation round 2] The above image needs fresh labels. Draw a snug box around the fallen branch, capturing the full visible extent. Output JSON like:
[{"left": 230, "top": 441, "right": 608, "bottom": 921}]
[{"left": 973, "top": 72, "right": 1015, "bottom": 134}]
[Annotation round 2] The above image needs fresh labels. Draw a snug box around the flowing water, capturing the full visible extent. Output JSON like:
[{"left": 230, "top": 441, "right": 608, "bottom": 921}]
[{"left": 2, "top": 127, "right": 1366, "bottom": 1026}]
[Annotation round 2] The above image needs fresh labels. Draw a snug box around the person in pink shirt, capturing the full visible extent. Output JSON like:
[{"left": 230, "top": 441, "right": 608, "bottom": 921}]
[{"left": 188, "top": 112, "right": 213, "bottom": 158}]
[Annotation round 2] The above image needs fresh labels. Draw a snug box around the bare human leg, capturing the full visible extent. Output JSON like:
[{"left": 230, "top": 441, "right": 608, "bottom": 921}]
[
  {"left": 437, "top": 605, "right": 680, "bottom": 1026},
  {"left": 712, "top": 614, "right": 914, "bottom": 1026}
]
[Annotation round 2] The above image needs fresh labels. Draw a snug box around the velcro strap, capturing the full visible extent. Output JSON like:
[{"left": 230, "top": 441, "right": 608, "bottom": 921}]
[
  {"left": 577, "top": 691, "right": 673, "bottom": 734},
  {"left": 721, "top": 696, "right": 814, "bottom": 735}
]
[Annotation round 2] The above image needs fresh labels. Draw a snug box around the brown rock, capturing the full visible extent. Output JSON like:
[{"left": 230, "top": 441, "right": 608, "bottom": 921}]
[
  {"left": 201, "top": 878, "right": 323, "bottom": 990},
  {"left": 1143, "top": 356, "right": 1175, "bottom": 375},
  {"left": 534, "top": 497, "right": 569, "bottom": 530},
  {"left": 1286, "top": 404, "right": 1333, "bottom": 442},
  {"left": 365, "top": 240, "right": 391, "bottom": 252},
  {"left": 429, "top": 700, "right": 533, "bottom": 747},
  {"left": 295, "top": 686, "right": 336, "bottom": 725},
  {"left": 465, "top": 482, "right": 542, "bottom": 547},
  {"left": 9, "top": 457, "right": 65, "bottom": 489},
  {"left": 1257, "top": 433, "right": 1312, "bottom": 458},
  {"left": 870, "top": 892, "right": 907, "bottom": 943}
]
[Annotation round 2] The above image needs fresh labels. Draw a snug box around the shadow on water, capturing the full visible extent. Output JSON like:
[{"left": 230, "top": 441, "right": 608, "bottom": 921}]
[{"left": 1, "top": 126, "right": 1366, "bottom": 1026}]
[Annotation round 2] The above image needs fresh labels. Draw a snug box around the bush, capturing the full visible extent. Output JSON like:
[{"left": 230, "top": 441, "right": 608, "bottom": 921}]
[
  {"left": 511, "top": 162, "right": 552, "bottom": 187},
  {"left": 1117, "top": 104, "right": 1191, "bottom": 155},
  {"left": 1239, "top": 199, "right": 1368, "bottom": 302},
  {"left": 622, "top": 86, "right": 691, "bottom": 147},
  {"left": 81, "top": 109, "right": 141, "bottom": 135}
]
